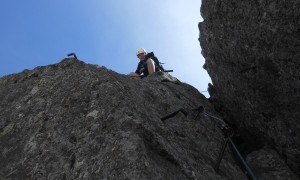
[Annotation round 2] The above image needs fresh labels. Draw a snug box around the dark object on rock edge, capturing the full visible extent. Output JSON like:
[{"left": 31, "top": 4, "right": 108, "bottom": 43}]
[{"left": 67, "top": 53, "right": 78, "bottom": 59}]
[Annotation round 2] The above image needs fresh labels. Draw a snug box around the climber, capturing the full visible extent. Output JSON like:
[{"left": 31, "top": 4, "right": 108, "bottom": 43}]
[{"left": 129, "top": 48, "right": 156, "bottom": 78}]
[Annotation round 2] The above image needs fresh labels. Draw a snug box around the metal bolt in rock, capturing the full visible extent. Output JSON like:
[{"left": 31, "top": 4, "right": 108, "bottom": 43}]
[
  {"left": 193, "top": 106, "right": 257, "bottom": 180},
  {"left": 67, "top": 53, "right": 78, "bottom": 59}
]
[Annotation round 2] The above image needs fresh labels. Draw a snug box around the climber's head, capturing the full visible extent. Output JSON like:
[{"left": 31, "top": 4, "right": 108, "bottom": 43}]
[{"left": 136, "top": 48, "right": 147, "bottom": 60}]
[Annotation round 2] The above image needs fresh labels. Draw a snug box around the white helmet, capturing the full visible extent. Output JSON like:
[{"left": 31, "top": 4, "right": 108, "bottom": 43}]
[{"left": 136, "top": 48, "right": 147, "bottom": 56}]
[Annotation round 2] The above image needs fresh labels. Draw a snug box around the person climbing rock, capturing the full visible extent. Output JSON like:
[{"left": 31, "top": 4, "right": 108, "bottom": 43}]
[{"left": 129, "top": 48, "right": 156, "bottom": 78}]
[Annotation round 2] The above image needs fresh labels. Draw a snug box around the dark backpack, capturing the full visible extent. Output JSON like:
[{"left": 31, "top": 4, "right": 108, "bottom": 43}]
[{"left": 146, "top": 52, "right": 166, "bottom": 72}]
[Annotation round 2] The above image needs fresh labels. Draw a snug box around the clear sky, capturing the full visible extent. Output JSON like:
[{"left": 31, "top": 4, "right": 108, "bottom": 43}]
[{"left": 0, "top": 0, "right": 211, "bottom": 97}]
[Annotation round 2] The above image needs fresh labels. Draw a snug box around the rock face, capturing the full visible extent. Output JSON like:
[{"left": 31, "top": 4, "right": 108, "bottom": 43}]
[
  {"left": 0, "top": 59, "right": 250, "bottom": 179},
  {"left": 199, "top": 0, "right": 300, "bottom": 177}
]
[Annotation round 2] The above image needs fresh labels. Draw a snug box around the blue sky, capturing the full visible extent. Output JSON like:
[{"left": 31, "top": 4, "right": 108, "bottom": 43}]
[{"left": 0, "top": 0, "right": 211, "bottom": 96}]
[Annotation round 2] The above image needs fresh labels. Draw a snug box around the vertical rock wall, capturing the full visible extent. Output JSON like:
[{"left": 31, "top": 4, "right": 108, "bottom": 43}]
[{"left": 199, "top": 0, "right": 300, "bottom": 175}]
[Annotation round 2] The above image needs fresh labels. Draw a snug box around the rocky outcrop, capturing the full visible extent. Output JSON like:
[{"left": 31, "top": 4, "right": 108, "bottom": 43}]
[
  {"left": 199, "top": 0, "right": 300, "bottom": 177},
  {"left": 0, "top": 59, "right": 250, "bottom": 179}
]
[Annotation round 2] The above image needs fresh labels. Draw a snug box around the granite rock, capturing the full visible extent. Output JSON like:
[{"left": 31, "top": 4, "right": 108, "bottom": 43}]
[
  {"left": 0, "top": 59, "right": 248, "bottom": 179},
  {"left": 199, "top": 0, "right": 300, "bottom": 177}
]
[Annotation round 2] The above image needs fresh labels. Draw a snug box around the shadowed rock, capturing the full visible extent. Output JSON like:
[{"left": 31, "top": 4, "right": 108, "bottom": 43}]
[{"left": 199, "top": 0, "right": 300, "bottom": 178}]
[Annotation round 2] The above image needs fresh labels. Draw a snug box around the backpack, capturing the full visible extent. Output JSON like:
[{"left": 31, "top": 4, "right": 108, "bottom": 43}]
[{"left": 146, "top": 52, "right": 167, "bottom": 72}]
